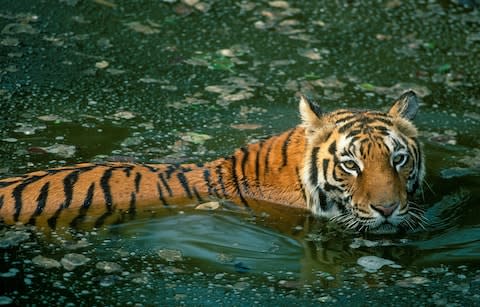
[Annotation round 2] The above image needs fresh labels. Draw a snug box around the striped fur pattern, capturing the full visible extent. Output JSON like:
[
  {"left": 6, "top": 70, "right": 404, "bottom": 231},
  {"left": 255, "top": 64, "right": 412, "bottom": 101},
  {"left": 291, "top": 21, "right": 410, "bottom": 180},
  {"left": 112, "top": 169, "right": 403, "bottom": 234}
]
[{"left": 0, "top": 91, "right": 425, "bottom": 233}]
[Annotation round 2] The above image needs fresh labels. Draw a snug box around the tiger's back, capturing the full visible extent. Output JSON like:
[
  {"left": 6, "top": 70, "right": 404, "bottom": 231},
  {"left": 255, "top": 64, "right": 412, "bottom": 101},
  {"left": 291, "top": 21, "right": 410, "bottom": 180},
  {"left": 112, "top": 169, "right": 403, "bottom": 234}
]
[
  {"left": 0, "top": 91, "right": 425, "bottom": 234},
  {"left": 0, "top": 127, "right": 308, "bottom": 228}
]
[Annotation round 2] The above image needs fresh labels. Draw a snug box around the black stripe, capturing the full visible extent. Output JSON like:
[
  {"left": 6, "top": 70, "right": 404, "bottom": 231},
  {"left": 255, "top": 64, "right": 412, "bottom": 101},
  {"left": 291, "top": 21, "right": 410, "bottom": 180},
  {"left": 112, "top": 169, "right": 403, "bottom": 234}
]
[
  {"left": 134, "top": 172, "right": 142, "bottom": 193},
  {"left": 0, "top": 180, "right": 22, "bottom": 188},
  {"left": 318, "top": 190, "right": 328, "bottom": 211},
  {"left": 156, "top": 182, "right": 170, "bottom": 207},
  {"left": 63, "top": 170, "right": 80, "bottom": 208},
  {"left": 0, "top": 195, "right": 3, "bottom": 209},
  {"left": 48, "top": 170, "right": 81, "bottom": 228},
  {"left": 177, "top": 172, "right": 193, "bottom": 199},
  {"left": 230, "top": 156, "right": 249, "bottom": 208},
  {"left": 82, "top": 183, "right": 95, "bottom": 209},
  {"left": 94, "top": 210, "right": 114, "bottom": 229},
  {"left": 123, "top": 168, "right": 132, "bottom": 177},
  {"left": 165, "top": 164, "right": 178, "bottom": 179},
  {"left": 12, "top": 175, "right": 45, "bottom": 222},
  {"left": 309, "top": 147, "right": 320, "bottom": 188},
  {"left": 328, "top": 141, "right": 336, "bottom": 155},
  {"left": 216, "top": 165, "right": 227, "bottom": 197},
  {"left": 240, "top": 147, "right": 250, "bottom": 194},
  {"left": 203, "top": 169, "right": 218, "bottom": 197},
  {"left": 100, "top": 168, "right": 114, "bottom": 209},
  {"left": 264, "top": 138, "right": 274, "bottom": 174},
  {"left": 322, "top": 159, "right": 331, "bottom": 187},
  {"left": 192, "top": 187, "right": 203, "bottom": 202},
  {"left": 322, "top": 159, "right": 343, "bottom": 193},
  {"left": 372, "top": 117, "right": 392, "bottom": 126},
  {"left": 69, "top": 183, "right": 95, "bottom": 228},
  {"left": 338, "top": 120, "right": 358, "bottom": 133},
  {"left": 159, "top": 173, "right": 173, "bottom": 197},
  {"left": 143, "top": 164, "right": 159, "bottom": 172},
  {"left": 346, "top": 129, "right": 362, "bottom": 139},
  {"left": 254, "top": 142, "right": 262, "bottom": 184},
  {"left": 27, "top": 182, "right": 50, "bottom": 225},
  {"left": 335, "top": 114, "right": 357, "bottom": 124},
  {"left": 129, "top": 192, "right": 136, "bottom": 216},
  {"left": 280, "top": 129, "right": 295, "bottom": 169},
  {"left": 295, "top": 167, "right": 307, "bottom": 203}
]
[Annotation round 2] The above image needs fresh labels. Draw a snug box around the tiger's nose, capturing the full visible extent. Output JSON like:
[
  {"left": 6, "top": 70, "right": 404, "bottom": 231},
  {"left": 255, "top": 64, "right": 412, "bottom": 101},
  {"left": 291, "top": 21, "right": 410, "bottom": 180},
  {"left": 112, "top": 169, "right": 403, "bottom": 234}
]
[{"left": 371, "top": 203, "right": 399, "bottom": 217}]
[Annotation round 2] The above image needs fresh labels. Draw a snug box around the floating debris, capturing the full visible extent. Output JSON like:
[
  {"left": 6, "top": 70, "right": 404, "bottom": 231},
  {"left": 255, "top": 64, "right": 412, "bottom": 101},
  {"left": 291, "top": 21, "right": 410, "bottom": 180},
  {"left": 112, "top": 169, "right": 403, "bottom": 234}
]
[
  {"left": 96, "top": 261, "right": 123, "bottom": 273},
  {"left": 112, "top": 111, "right": 136, "bottom": 120},
  {"left": 195, "top": 201, "right": 221, "bottom": 210},
  {"left": 297, "top": 48, "right": 322, "bottom": 60},
  {"left": 357, "top": 82, "right": 432, "bottom": 98},
  {"left": 61, "top": 253, "right": 91, "bottom": 271},
  {"left": 180, "top": 132, "right": 212, "bottom": 144},
  {"left": 14, "top": 123, "right": 46, "bottom": 135},
  {"left": 0, "top": 268, "right": 19, "bottom": 278},
  {"left": 121, "top": 136, "right": 144, "bottom": 147},
  {"left": 396, "top": 276, "right": 431, "bottom": 288},
  {"left": 125, "top": 21, "right": 160, "bottom": 34},
  {"left": 1, "top": 138, "right": 17, "bottom": 143},
  {"left": 2, "top": 23, "right": 37, "bottom": 35},
  {"left": 157, "top": 248, "right": 183, "bottom": 262},
  {"left": 0, "top": 296, "right": 13, "bottom": 306},
  {"left": 1, "top": 37, "right": 19, "bottom": 46},
  {"left": 357, "top": 256, "right": 401, "bottom": 273},
  {"left": 230, "top": 123, "right": 262, "bottom": 130},
  {"left": 269, "top": 1, "right": 290, "bottom": 9},
  {"left": 32, "top": 255, "right": 61, "bottom": 269},
  {"left": 95, "top": 60, "right": 109, "bottom": 69},
  {"left": 40, "top": 144, "right": 76, "bottom": 158},
  {"left": 0, "top": 231, "right": 30, "bottom": 248}
]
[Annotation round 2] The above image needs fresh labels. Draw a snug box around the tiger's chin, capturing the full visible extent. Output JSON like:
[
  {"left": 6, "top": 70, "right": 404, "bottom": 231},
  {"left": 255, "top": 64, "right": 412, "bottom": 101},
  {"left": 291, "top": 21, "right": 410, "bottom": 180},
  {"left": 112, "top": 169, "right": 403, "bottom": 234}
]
[{"left": 366, "top": 222, "right": 401, "bottom": 235}]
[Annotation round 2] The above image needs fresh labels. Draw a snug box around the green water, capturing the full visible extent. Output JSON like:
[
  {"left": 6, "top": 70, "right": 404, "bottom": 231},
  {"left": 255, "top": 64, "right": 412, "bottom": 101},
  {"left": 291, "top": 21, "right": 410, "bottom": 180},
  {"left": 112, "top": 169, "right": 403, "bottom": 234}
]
[{"left": 1, "top": 0, "right": 480, "bottom": 305}]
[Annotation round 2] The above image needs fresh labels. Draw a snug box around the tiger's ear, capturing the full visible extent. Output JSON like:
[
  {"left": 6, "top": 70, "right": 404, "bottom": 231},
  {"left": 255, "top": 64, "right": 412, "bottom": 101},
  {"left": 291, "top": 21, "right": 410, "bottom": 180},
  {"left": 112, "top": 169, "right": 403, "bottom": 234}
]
[
  {"left": 388, "top": 90, "right": 419, "bottom": 120},
  {"left": 299, "top": 94, "right": 323, "bottom": 128}
]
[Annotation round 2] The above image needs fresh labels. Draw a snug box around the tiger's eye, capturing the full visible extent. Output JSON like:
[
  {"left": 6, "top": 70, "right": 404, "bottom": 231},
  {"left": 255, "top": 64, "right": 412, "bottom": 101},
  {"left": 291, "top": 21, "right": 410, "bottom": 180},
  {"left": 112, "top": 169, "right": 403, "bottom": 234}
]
[
  {"left": 392, "top": 154, "right": 407, "bottom": 166},
  {"left": 343, "top": 160, "right": 357, "bottom": 169},
  {"left": 340, "top": 160, "right": 359, "bottom": 174}
]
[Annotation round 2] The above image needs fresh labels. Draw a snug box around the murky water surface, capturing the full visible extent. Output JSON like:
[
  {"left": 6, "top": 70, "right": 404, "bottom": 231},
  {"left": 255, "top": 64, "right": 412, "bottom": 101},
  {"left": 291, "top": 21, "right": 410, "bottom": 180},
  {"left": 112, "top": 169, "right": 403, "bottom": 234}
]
[{"left": 1, "top": 0, "right": 480, "bottom": 305}]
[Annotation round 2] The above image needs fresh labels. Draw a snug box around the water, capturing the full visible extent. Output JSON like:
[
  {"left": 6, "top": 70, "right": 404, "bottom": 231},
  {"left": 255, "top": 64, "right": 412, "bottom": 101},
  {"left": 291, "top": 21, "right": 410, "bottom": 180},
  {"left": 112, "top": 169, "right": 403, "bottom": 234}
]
[{"left": 1, "top": 0, "right": 480, "bottom": 305}]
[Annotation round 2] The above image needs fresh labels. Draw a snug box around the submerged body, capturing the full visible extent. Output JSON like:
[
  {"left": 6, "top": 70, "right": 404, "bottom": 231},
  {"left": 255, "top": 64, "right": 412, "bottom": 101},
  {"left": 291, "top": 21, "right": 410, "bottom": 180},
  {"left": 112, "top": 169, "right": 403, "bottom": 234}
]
[{"left": 0, "top": 92, "right": 425, "bottom": 233}]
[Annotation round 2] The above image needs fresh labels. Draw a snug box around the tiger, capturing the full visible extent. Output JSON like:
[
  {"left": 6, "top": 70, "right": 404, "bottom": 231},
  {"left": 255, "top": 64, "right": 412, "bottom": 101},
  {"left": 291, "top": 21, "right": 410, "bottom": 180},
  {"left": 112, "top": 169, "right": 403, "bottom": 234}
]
[{"left": 0, "top": 91, "right": 425, "bottom": 234}]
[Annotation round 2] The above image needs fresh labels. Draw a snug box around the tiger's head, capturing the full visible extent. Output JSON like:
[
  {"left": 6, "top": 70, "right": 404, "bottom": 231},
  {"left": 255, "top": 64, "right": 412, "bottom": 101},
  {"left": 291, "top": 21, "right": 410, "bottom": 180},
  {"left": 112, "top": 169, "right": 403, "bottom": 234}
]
[{"left": 300, "top": 91, "right": 425, "bottom": 234}]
